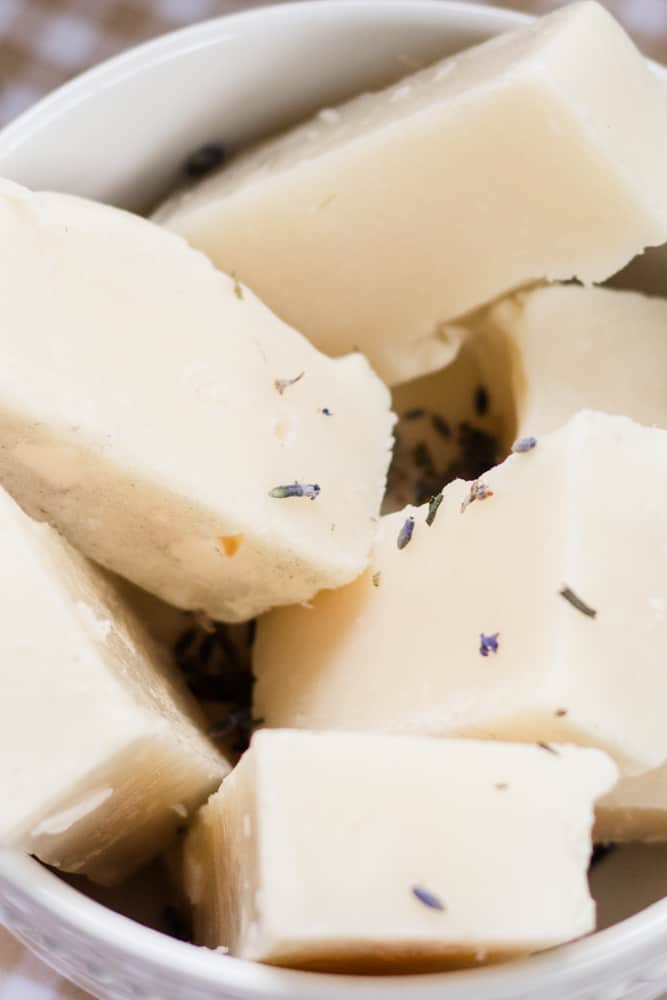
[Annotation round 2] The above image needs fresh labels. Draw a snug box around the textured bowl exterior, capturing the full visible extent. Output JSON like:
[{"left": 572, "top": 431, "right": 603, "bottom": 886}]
[{"left": 1, "top": 2, "right": 667, "bottom": 998}]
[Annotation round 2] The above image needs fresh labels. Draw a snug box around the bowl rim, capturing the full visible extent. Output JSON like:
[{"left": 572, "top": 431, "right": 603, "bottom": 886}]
[
  {"left": 0, "top": 0, "right": 530, "bottom": 163},
  {"left": 5, "top": 850, "right": 667, "bottom": 999},
  {"left": 1, "top": 0, "right": 667, "bottom": 995}
]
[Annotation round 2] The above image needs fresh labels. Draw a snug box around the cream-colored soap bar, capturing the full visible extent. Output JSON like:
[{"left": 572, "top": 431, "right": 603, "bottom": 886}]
[
  {"left": 595, "top": 765, "right": 667, "bottom": 844},
  {"left": 458, "top": 285, "right": 667, "bottom": 450},
  {"left": 0, "top": 485, "right": 228, "bottom": 885},
  {"left": 255, "top": 411, "right": 667, "bottom": 777},
  {"left": 155, "top": 1, "right": 667, "bottom": 386},
  {"left": 184, "top": 730, "right": 615, "bottom": 971},
  {"left": 0, "top": 180, "right": 393, "bottom": 622}
]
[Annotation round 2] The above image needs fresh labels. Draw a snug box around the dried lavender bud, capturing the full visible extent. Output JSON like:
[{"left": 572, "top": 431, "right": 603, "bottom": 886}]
[
  {"left": 246, "top": 619, "right": 257, "bottom": 648},
  {"left": 319, "top": 407, "right": 333, "bottom": 416},
  {"left": 512, "top": 436, "right": 537, "bottom": 453},
  {"left": 411, "top": 886, "right": 445, "bottom": 911},
  {"left": 175, "top": 622, "right": 253, "bottom": 703},
  {"left": 590, "top": 844, "right": 616, "bottom": 869},
  {"left": 397, "top": 515, "right": 415, "bottom": 550},
  {"left": 461, "top": 479, "right": 494, "bottom": 513},
  {"left": 186, "top": 672, "right": 253, "bottom": 703},
  {"left": 457, "top": 422, "right": 498, "bottom": 477},
  {"left": 184, "top": 142, "right": 226, "bottom": 178},
  {"left": 426, "top": 491, "right": 444, "bottom": 527},
  {"left": 209, "top": 708, "right": 264, "bottom": 752},
  {"left": 479, "top": 632, "right": 500, "bottom": 657},
  {"left": 269, "top": 482, "right": 320, "bottom": 500},
  {"left": 173, "top": 627, "right": 199, "bottom": 672},
  {"left": 274, "top": 371, "right": 305, "bottom": 395},
  {"left": 474, "top": 385, "right": 489, "bottom": 417},
  {"left": 413, "top": 441, "right": 436, "bottom": 478},
  {"left": 209, "top": 712, "right": 247, "bottom": 738},
  {"left": 431, "top": 414, "right": 451, "bottom": 439},
  {"left": 560, "top": 586, "right": 597, "bottom": 618}
]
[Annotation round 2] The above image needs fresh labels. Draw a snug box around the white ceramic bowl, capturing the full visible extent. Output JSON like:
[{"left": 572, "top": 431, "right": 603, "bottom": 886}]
[{"left": 2, "top": 3, "right": 667, "bottom": 998}]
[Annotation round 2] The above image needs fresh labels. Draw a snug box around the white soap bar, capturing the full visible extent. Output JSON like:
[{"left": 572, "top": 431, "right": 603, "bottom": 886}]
[
  {"left": 595, "top": 765, "right": 667, "bottom": 844},
  {"left": 460, "top": 285, "right": 667, "bottom": 448},
  {"left": 255, "top": 411, "right": 667, "bottom": 777},
  {"left": 385, "top": 332, "right": 503, "bottom": 513},
  {"left": 0, "top": 180, "right": 393, "bottom": 622},
  {"left": 0, "top": 485, "right": 229, "bottom": 885},
  {"left": 155, "top": 1, "right": 667, "bottom": 386},
  {"left": 183, "top": 730, "right": 615, "bottom": 971}
]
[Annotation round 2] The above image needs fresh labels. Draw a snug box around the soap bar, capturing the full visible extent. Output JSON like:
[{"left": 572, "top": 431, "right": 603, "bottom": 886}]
[
  {"left": 462, "top": 285, "right": 667, "bottom": 449},
  {"left": 155, "top": 1, "right": 667, "bottom": 386},
  {"left": 255, "top": 411, "right": 667, "bottom": 777},
  {"left": 595, "top": 765, "right": 667, "bottom": 844},
  {"left": 0, "top": 180, "right": 393, "bottom": 622},
  {"left": 0, "top": 485, "right": 229, "bottom": 885},
  {"left": 183, "top": 730, "right": 615, "bottom": 971}
]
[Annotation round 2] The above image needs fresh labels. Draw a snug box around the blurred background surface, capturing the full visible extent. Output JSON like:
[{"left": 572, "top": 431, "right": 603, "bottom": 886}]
[
  {"left": 0, "top": 0, "right": 666, "bottom": 997},
  {"left": 0, "top": 0, "right": 667, "bottom": 127}
]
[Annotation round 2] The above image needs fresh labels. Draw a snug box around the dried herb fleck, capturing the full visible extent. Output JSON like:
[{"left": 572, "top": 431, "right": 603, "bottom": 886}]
[
  {"left": 412, "top": 885, "right": 445, "bottom": 911},
  {"left": 209, "top": 709, "right": 264, "bottom": 752},
  {"left": 457, "top": 422, "right": 497, "bottom": 477},
  {"left": 479, "top": 632, "right": 500, "bottom": 657},
  {"left": 269, "top": 482, "right": 320, "bottom": 500},
  {"left": 537, "top": 741, "right": 559, "bottom": 756},
  {"left": 426, "top": 491, "right": 444, "bottom": 527},
  {"left": 274, "top": 371, "right": 304, "bottom": 395},
  {"left": 402, "top": 408, "right": 425, "bottom": 420},
  {"left": 474, "top": 385, "right": 489, "bottom": 417},
  {"left": 494, "top": 783, "right": 508, "bottom": 791},
  {"left": 512, "top": 436, "right": 537, "bottom": 454},
  {"left": 560, "top": 586, "right": 597, "bottom": 619},
  {"left": 372, "top": 571, "right": 382, "bottom": 588},
  {"left": 218, "top": 533, "right": 244, "bottom": 557},
  {"left": 590, "top": 844, "right": 616, "bottom": 869},
  {"left": 184, "top": 142, "right": 226, "bottom": 179},
  {"left": 431, "top": 414, "right": 451, "bottom": 440},
  {"left": 461, "top": 479, "right": 494, "bottom": 514},
  {"left": 414, "top": 441, "right": 436, "bottom": 478},
  {"left": 232, "top": 274, "right": 244, "bottom": 300},
  {"left": 173, "top": 617, "right": 256, "bottom": 755},
  {"left": 555, "top": 708, "right": 568, "bottom": 718},
  {"left": 397, "top": 515, "right": 415, "bottom": 550}
]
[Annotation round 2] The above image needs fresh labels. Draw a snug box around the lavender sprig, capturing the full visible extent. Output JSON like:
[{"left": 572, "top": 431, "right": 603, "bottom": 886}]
[{"left": 269, "top": 482, "right": 320, "bottom": 500}]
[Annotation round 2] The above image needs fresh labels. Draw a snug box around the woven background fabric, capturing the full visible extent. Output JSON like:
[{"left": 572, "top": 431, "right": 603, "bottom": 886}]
[
  {"left": 0, "top": 0, "right": 666, "bottom": 996},
  {"left": 0, "top": 0, "right": 666, "bottom": 127}
]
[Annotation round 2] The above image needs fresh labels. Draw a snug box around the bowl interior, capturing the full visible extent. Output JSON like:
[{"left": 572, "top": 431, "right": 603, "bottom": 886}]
[
  {"left": 1, "top": 1, "right": 667, "bottom": 997},
  {"left": 0, "top": 0, "right": 527, "bottom": 213}
]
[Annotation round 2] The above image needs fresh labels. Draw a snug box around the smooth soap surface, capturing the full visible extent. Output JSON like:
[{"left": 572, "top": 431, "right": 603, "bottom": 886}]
[
  {"left": 459, "top": 285, "right": 667, "bottom": 449},
  {"left": 0, "top": 180, "right": 393, "bottom": 622},
  {"left": 0, "top": 485, "right": 228, "bottom": 885},
  {"left": 255, "top": 411, "right": 667, "bottom": 777},
  {"left": 183, "top": 730, "right": 615, "bottom": 971},
  {"left": 156, "top": 1, "right": 667, "bottom": 385},
  {"left": 596, "top": 764, "right": 667, "bottom": 844}
]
